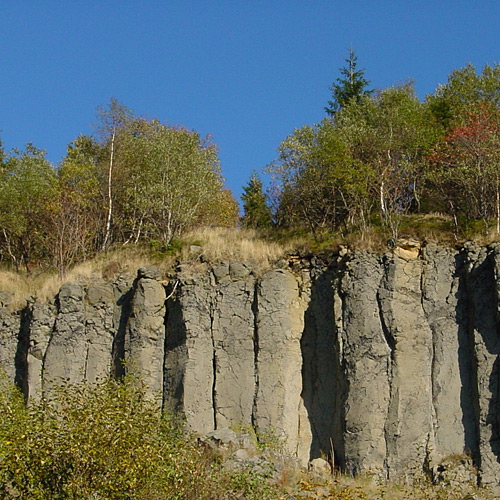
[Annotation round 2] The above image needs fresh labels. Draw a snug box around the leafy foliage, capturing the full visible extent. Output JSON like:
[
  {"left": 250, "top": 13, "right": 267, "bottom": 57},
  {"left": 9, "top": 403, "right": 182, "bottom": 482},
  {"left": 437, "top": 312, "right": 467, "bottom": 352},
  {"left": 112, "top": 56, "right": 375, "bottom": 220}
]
[
  {"left": 116, "top": 119, "right": 227, "bottom": 243},
  {"left": 428, "top": 104, "right": 500, "bottom": 233},
  {"left": 0, "top": 373, "right": 284, "bottom": 500},
  {"left": 0, "top": 145, "right": 58, "bottom": 271},
  {"left": 270, "top": 61, "right": 500, "bottom": 242},
  {"left": 0, "top": 100, "right": 238, "bottom": 275},
  {"left": 428, "top": 63, "right": 500, "bottom": 129}
]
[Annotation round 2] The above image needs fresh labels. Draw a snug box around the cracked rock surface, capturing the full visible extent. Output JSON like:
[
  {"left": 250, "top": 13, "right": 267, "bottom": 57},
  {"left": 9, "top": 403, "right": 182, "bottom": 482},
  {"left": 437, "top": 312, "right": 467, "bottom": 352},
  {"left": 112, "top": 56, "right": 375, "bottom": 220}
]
[{"left": 3, "top": 247, "right": 500, "bottom": 486}]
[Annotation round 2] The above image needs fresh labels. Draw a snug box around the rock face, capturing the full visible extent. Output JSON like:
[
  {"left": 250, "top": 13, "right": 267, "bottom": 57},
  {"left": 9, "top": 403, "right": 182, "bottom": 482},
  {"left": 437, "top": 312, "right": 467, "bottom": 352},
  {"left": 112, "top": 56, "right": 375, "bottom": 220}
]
[{"left": 5, "top": 244, "right": 500, "bottom": 486}]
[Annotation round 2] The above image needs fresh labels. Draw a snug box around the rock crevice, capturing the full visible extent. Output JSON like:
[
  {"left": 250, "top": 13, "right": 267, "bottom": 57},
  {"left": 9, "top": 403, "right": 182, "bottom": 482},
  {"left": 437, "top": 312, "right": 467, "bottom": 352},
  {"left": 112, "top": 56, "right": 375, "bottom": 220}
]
[{"left": 3, "top": 245, "right": 500, "bottom": 485}]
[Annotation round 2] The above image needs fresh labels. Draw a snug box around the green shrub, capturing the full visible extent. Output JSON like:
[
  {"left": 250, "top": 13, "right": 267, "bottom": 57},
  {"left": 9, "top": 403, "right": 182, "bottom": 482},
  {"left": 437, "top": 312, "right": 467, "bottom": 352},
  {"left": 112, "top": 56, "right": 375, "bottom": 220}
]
[
  {"left": 0, "top": 374, "right": 222, "bottom": 499},
  {"left": 148, "top": 238, "right": 183, "bottom": 258},
  {"left": 0, "top": 373, "right": 289, "bottom": 499}
]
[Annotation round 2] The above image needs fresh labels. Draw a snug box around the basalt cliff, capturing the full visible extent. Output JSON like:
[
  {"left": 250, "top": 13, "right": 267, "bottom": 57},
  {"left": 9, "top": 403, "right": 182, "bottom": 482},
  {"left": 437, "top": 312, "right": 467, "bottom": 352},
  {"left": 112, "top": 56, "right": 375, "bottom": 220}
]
[{"left": 2, "top": 242, "right": 500, "bottom": 486}]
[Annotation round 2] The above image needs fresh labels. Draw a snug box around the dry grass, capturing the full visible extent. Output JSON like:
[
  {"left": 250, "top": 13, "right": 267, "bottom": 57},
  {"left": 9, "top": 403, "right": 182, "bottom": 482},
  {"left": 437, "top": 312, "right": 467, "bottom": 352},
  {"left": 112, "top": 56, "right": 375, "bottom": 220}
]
[
  {"left": 292, "top": 470, "right": 493, "bottom": 500},
  {"left": 0, "top": 245, "right": 164, "bottom": 310},
  {"left": 0, "top": 228, "right": 291, "bottom": 310},
  {"left": 0, "top": 270, "right": 35, "bottom": 310},
  {"left": 181, "top": 227, "right": 290, "bottom": 267},
  {"left": 5, "top": 220, "right": 500, "bottom": 312}
]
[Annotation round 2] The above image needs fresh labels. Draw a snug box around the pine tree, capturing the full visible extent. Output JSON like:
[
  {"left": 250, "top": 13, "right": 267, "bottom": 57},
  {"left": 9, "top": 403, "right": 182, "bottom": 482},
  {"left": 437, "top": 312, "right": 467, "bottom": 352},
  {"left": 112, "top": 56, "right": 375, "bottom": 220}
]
[
  {"left": 241, "top": 171, "right": 272, "bottom": 229},
  {"left": 325, "top": 49, "right": 372, "bottom": 116}
]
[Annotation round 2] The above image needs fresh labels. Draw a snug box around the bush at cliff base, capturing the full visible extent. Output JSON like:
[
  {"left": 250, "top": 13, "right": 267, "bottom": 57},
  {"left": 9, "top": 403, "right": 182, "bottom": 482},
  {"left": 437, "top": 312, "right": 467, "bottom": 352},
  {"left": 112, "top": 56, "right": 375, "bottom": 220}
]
[{"left": 0, "top": 373, "right": 280, "bottom": 500}]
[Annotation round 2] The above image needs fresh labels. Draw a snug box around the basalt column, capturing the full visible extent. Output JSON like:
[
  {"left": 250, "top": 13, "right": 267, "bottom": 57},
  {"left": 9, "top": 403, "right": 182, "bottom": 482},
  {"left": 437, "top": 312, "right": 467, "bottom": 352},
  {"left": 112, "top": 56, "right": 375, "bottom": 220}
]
[{"left": 253, "top": 269, "right": 309, "bottom": 459}]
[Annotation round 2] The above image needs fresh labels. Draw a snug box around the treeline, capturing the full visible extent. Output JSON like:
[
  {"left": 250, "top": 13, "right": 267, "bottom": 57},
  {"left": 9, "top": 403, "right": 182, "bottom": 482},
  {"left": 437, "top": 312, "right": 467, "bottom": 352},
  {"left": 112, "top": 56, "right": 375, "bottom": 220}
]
[
  {"left": 4, "top": 59, "right": 500, "bottom": 276},
  {"left": 0, "top": 99, "right": 238, "bottom": 275},
  {"left": 243, "top": 53, "right": 500, "bottom": 242}
]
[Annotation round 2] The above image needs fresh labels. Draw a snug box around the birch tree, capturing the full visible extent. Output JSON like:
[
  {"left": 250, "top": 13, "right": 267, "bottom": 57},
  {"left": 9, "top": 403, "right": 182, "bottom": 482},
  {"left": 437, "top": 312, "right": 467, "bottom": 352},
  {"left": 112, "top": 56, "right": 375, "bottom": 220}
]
[
  {"left": 95, "top": 98, "right": 134, "bottom": 249},
  {"left": 116, "top": 119, "right": 226, "bottom": 244}
]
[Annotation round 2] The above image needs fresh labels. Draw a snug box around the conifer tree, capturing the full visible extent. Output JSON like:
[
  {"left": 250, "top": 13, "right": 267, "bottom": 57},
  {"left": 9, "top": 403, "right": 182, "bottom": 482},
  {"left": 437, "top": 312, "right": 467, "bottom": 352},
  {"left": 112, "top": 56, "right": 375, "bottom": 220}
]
[
  {"left": 325, "top": 49, "right": 372, "bottom": 116},
  {"left": 241, "top": 171, "right": 272, "bottom": 229}
]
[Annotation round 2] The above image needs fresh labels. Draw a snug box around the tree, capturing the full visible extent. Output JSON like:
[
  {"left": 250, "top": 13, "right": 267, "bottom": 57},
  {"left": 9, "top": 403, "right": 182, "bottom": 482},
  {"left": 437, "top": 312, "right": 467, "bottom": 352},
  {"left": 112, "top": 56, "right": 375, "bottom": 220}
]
[
  {"left": 199, "top": 188, "right": 239, "bottom": 228},
  {"left": 336, "top": 83, "right": 439, "bottom": 237},
  {"left": 428, "top": 104, "right": 500, "bottom": 234},
  {"left": 0, "top": 145, "right": 57, "bottom": 271},
  {"left": 267, "top": 124, "right": 337, "bottom": 237},
  {"left": 48, "top": 135, "right": 103, "bottom": 276},
  {"left": 0, "top": 137, "right": 5, "bottom": 164},
  {"left": 94, "top": 98, "right": 134, "bottom": 250},
  {"left": 114, "top": 118, "right": 227, "bottom": 244},
  {"left": 241, "top": 171, "right": 272, "bottom": 229},
  {"left": 325, "top": 49, "right": 372, "bottom": 116},
  {"left": 267, "top": 122, "right": 368, "bottom": 237},
  {"left": 428, "top": 63, "right": 500, "bottom": 129}
]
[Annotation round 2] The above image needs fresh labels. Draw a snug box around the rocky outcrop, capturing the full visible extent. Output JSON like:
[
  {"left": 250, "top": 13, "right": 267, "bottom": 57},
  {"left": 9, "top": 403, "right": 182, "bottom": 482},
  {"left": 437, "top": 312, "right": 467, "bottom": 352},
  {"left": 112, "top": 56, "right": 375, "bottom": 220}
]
[
  {"left": 254, "top": 269, "right": 308, "bottom": 457},
  {"left": 5, "top": 243, "right": 500, "bottom": 486},
  {"left": 126, "top": 267, "right": 166, "bottom": 408}
]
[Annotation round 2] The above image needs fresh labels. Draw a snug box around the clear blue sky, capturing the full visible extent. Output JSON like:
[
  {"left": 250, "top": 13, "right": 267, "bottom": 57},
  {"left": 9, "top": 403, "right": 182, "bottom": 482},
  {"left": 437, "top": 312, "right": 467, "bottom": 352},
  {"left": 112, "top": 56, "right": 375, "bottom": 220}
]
[{"left": 1, "top": 1, "right": 500, "bottom": 202}]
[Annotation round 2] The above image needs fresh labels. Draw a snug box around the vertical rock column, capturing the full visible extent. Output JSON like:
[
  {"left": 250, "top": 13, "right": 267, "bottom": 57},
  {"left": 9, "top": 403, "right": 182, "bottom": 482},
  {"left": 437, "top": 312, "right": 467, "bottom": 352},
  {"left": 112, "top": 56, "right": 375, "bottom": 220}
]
[
  {"left": 42, "top": 281, "right": 120, "bottom": 393},
  {"left": 379, "top": 253, "right": 434, "bottom": 478},
  {"left": 164, "top": 272, "right": 215, "bottom": 433},
  {"left": 469, "top": 243, "right": 500, "bottom": 486},
  {"left": 421, "top": 245, "right": 476, "bottom": 463},
  {"left": 254, "top": 269, "right": 308, "bottom": 459},
  {"left": 0, "top": 292, "right": 20, "bottom": 381},
  {"left": 340, "top": 253, "right": 390, "bottom": 475},
  {"left": 84, "top": 281, "right": 115, "bottom": 383},
  {"left": 43, "top": 282, "right": 87, "bottom": 391},
  {"left": 300, "top": 267, "right": 342, "bottom": 465},
  {"left": 212, "top": 262, "right": 256, "bottom": 429},
  {"left": 26, "top": 300, "right": 56, "bottom": 400},
  {"left": 126, "top": 267, "right": 166, "bottom": 408}
]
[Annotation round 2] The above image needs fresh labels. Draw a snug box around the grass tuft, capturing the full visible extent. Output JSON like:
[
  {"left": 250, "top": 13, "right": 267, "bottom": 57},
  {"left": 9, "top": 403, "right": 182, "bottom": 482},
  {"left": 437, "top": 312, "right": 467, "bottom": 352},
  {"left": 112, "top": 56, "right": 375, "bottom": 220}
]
[{"left": 181, "top": 227, "right": 289, "bottom": 266}]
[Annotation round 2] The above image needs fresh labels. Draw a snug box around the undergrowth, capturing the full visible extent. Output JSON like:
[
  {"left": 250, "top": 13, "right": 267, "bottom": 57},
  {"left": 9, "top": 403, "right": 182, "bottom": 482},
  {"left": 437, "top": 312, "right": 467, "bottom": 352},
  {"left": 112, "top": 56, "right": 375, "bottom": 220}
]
[
  {"left": 0, "top": 372, "right": 493, "bottom": 499},
  {"left": 0, "top": 373, "right": 282, "bottom": 500}
]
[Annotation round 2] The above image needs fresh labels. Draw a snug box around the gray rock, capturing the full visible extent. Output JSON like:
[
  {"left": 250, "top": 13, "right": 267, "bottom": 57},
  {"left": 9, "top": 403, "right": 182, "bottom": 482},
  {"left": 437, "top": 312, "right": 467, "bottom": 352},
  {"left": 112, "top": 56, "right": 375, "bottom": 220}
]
[
  {"left": 164, "top": 274, "right": 215, "bottom": 433},
  {"left": 137, "top": 266, "right": 162, "bottom": 280},
  {"left": 201, "top": 428, "right": 240, "bottom": 449},
  {"left": 189, "top": 245, "right": 203, "bottom": 256},
  {"left": 309, "top": 457, "right": 331, "bottom": 475},
  {"left": 84, "top": 281, "right": 115, "bottom": 383},
  {"left": 212, "top": 262, "right": 231, "bottom": 284},
  {"left": 422, "top": 245, "right": 471, "bottom": 463},
  {"left": 379, "top": 255, "right": 434, "bottom": 478},
  {"left": 340, "top": 252, "right": 389, "bottom": 475},
  {"left": 6, "top": 244, "right": 500, "bottom": 487},
  {"left": 126, "top": 273, "right": 166, "bottom": 408},
  {"left": 469, "top": 245, "right": 500, "bottom": 486},
  {"left": 43, "top": 282, "right": 87, "bottom": 391},
  {"left": 229, "top": 261, "right": 252, "bottom": 280},
  {"left": 0, "top": 306, "right": 19, "bottom": 381},
  {"left": 27, "top": 300, "right": 56, "bottom": 399},
  {"left": 212, "top": 274, "right": 256, "bottom": 428},
  {"left": 253, "top": 269, "right": 308, "bottom": 461},
  {"left": 0, "top": 291, "right": 13, "bottom": 309}
]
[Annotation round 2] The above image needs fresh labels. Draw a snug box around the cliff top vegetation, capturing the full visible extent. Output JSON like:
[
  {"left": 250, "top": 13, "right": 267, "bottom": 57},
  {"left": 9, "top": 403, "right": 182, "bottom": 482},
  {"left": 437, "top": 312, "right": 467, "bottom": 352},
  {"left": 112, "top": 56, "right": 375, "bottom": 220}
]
[{"left": 3, "top": 58, "right": 500, "bottom": 297}]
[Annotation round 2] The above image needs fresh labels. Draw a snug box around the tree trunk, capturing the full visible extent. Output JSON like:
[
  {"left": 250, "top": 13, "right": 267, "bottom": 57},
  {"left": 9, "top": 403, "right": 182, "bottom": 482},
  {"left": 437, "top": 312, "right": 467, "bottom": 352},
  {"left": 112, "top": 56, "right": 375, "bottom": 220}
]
[
  {"left": 380, "top": 181, "right": 386, "bottom": 215},
  {"left": 102, "top": 128, "right": 116, "bottom": 250},
  {"left": 496, "top": 178, "right": 500, "bottom": 234}
]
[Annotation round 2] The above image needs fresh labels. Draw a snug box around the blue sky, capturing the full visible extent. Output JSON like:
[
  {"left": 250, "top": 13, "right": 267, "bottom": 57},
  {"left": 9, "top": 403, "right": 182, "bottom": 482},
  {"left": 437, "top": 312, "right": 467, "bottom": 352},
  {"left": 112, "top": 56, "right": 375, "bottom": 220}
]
[{"left": 1, "top": 1, "right": 500, "bottom": 201}]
